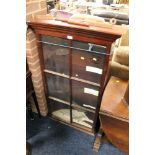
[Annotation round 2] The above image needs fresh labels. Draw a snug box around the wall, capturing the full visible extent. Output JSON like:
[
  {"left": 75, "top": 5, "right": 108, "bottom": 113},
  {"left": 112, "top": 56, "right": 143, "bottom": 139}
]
[{"left": 26, "top": 0, "right": 48, "bottom": 116}]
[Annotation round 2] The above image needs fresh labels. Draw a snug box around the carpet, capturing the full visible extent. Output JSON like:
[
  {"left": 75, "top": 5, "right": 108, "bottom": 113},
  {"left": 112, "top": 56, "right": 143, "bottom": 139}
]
[{"left": 26, "top": 113, "right": 126, "bottom": 155}]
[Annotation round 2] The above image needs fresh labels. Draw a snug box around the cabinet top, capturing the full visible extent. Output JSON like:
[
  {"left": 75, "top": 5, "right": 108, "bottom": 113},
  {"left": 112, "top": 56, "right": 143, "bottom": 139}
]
[{"left": 27, "top": 19, "right": 128, "bottom": 42}]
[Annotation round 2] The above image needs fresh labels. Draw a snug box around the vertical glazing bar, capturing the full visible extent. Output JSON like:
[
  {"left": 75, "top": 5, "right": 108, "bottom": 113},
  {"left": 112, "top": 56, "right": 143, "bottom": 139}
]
[{"left": 69, "top": 40, "right": 73, "bottom": 123}]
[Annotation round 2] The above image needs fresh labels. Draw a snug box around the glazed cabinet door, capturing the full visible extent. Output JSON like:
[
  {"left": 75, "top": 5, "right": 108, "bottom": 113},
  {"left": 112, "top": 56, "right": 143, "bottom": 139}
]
[{"left": 39, "top": 34, "right": 108, "bottom": 132}]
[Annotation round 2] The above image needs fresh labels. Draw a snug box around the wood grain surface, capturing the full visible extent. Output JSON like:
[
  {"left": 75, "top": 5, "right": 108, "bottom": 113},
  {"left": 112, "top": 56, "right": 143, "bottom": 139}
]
[
  {"left": 99, "top": 76, "right": 129, "bottom": 154},
  {"left": 100, "top": 76, "right": 128, "bottom": 121}
]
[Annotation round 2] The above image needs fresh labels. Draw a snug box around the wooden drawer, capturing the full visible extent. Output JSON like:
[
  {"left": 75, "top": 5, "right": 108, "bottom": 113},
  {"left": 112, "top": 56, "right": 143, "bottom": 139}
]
[{"left": 72, "top": 80, "right": 100, "bottom": 111}]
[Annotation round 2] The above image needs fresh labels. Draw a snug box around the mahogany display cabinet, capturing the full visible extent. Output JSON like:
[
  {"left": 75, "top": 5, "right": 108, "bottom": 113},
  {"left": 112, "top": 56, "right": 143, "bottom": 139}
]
[{"left": 27, "top": 19, "right": 127, "bottom": 134}]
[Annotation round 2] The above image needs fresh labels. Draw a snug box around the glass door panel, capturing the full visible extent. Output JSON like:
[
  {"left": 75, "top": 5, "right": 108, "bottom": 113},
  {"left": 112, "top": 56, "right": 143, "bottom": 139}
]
[
  {"left": 72, "top": 80, "right": 100, "bottom": 110},
  {"left": 72, "top": 41, "right": 106, "bottom": 84},
  {"left": 41, "top": 35, "right": 69, "bottom": 46},
  {"left": 49, "top": 100, "right": 71, "bottom": 123},
  {"left": 41, "top": 36, "right": 70, "bottom": 75},
  {"left": 45, "top": 73, "right": 70, "bottom": 103}
]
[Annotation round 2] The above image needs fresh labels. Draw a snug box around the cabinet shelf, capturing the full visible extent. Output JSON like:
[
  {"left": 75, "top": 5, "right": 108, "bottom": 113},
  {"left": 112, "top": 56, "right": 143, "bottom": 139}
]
[
  {"left": 72, "top": 104, "right": 95, "bottom": 113},
  {"left": 71, "top": 77, "right": 100, "bottom": 87},
  {"left": 48, "top": 96, "right": 70, "bottom": 106},
  {"left": 48, "top": 96, "right": 96, "bottom": 113},
  {"left": 44, "top": 69, "right": 100, "bottom": 87},
  {"left": 44, "top": 69, "right": 69, "bottom": 78}
]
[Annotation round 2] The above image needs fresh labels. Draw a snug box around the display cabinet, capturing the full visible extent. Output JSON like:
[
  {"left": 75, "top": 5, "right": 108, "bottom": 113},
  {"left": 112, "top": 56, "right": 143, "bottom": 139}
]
[{"left": 27, "top": 19, "right": 127, "bottom": 134}]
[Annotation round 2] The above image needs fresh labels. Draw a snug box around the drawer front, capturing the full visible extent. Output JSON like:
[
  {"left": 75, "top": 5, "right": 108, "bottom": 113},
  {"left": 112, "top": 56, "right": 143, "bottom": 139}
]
[
  {"left": 72, "top": 108, "right": 95, "bottom": 129},
  {"left": 49, "top": 100, "right": 71, "bottom": 123},
  {"left": 72, "top": 41, "right": 106, "bottom": 84},
  {"left": 45, "top": 73, "right": 70, "bottom": 102},
  {"left": 72, "top": 80, "right": 100, "bottom": 110}
]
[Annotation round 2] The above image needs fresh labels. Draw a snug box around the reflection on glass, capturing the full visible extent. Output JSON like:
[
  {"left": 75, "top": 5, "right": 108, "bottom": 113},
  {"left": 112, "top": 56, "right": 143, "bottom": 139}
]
[
  {"left": 42, "top": 43, "right": 69, "bottom": 75},
  {"left": 41, "top": 36, "right": 69, "bottom": 75},
  {"left": 72, "top": 108, "right": 94, "bottom": 129}
]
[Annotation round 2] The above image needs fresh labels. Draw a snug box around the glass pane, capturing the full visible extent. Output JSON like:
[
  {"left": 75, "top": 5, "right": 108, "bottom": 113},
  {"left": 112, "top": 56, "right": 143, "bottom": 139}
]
[
  {"left": 72, "top": 49, "right": 105, "bottom": 83},
  {"left": 91, "top": 44, "right": 107, "bottom": 53},
  {"left": 72, "top": 80, "right": 99, "bottom": 110},
  {"left": 49, "top": 100, "right": 70, "bottom": 123},
  {"left": 42, "top": 43, "right": 69, "bottom": 75},
  {"left": 46, "top": 74, "right": 70, "bottom": 102},
  {"left": 72, "top": 41, "right": 106, "bottom": 53},
  {"left": 41, "top": 36, "right": 68, "bottom": 46},
  {"left": 72, "top": 41, "right": 89, "bottom": 50},
  {"left": 72, "top": 108, "right": 94, "bottom": 129}
]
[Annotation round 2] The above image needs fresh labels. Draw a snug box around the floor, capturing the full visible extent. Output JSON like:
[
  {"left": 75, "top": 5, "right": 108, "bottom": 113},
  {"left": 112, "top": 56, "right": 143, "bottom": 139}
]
[{"left": 26, "top": 113, "right": 126, "bottom": 155}]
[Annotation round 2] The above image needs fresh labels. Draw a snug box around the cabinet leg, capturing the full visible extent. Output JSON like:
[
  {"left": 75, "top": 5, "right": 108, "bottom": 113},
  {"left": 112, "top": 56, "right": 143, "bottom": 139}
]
[
  {"left": 32, "top": 92, "right": 41, "bottom": 118},
  {"left": 27, "top": 101, "right": 34, "bottom": 120},
  {"left": 26, "top": 142, "right": 32, "bottom": 155},
  {"left": 93, "top": 129, "right": 104, "bottom": 152}
]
